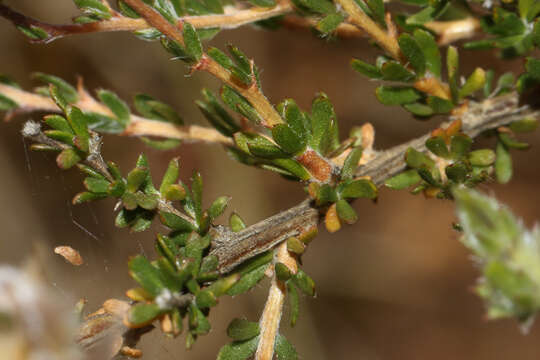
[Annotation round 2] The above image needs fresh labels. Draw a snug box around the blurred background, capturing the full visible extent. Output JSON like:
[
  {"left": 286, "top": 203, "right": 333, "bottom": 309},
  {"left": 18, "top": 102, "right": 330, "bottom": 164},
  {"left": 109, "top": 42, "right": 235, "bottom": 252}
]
[{"left": 1, "top": 1, "right": 540, "bottom": 359}]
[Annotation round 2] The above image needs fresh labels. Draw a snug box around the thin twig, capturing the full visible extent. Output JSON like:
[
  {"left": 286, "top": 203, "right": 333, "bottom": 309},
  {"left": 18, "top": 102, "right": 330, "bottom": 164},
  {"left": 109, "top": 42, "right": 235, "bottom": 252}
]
[
  {"left": 0, "top": 83, "right": 233, "bottom": 145},
  {"left": 335, "top": 0, "right": 401, "bottom": 59},
  {"left": 0, "top": 3, "right": 293, "bottom": 43},
  {"left": 255, "top": 242, "right": 297, "bottom": 360}
]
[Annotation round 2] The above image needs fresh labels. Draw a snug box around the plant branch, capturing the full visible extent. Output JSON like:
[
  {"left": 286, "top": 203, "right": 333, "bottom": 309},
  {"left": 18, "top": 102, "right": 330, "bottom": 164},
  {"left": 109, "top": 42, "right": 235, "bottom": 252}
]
[
  {"left": 123, "top": 0, "right": 284, "bottom": 128},
  {"left": 281, "top": 15, "right": 481, "bottom": 45},
  {"left": 0, "top": 83, "right": 233, "bottom": 145},
  {"left": 210, "top": 92, "right": 540, "bottom": 272},
  {"left": 255, "top": 242, "right": 297, "bottom": 360},
  {"left": 0, "top": 3, "right": 294, "bottom": 43},
  {"left": 335, "top": 0, "right": 401, "bottom": 59}
]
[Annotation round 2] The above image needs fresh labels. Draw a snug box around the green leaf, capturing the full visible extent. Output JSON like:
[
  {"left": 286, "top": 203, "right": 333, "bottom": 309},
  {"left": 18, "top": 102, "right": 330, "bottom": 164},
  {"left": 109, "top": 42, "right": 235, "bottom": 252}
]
[
  {"left": 341, "top": 147, "right": 362, "bottom": 180},
  {"left": 135, "top": 192, "right": 159, "bottom": 210},
  {"left": 459, "top": 68, "right": 486, "bottom": 99},
  {"left": 227, "top": 319, "right": 260, "bottom": 341},
  {"left": 375, "top": 86, "right": 421, "bottom": 105},
  {"left": 426, "top": 136, "right": 450, "bottom": 158},
  {"left": 72, "top": 191, "right": 106, "bottom": 204},
  {"left": 292, "top": 269, "right": 315, "bottom": 297},
  {"left": 447, "top": 46, "right": 459, "bottom": 103},
  {"left": 445, "top": 162, "right": 468, "bottom": 183},
  {"left": 65, "top": 106, "right": 90, "bottom": 152},
  {"left": 159, "top": 211, "right": 197, "bottom": 232},
  {"left": 134, "top": 94, "right": 183, "bottom": 125},
  {"left": 366, "top": 0, "right": 385, "bottom": 25},
  {"left": 0, "top": 94, "right": 17, "bottom": 111},
  {"left": 495, "top": 142, "right": 512, "bottom": 184},
  {"left": 414, "top": 29, "right": 441, "bottom": 78},
  {"left": 468, "top": 149, "right": 496, "bottom": 166},
  {"left": 160, "top": 158, "right": 180, "bottom": 193},
  {"left": 230, "top": 212, "right": 246, "bottom": 232},
  {"left": 217, "top": 336, "right": 259, "bottom": 360},
  {"left": 84, "top": 177, "right": 109, "bottom": 193},
  {"left": 275, "top": 262, "right": 293, "bottom": 281},
  {"left": 310, "top": 94, "right": 336, "bottom": 155},
  {"left": 380, "top": 61, "right": 416, "bottom": 82},
  {"left": 127, "top": 303, "right": 163, "bottom": 327},
  {"left": 336, "top": 199, "right": 358, "bottom": 224},
  {"left": 453, "top": 188, "right": 522, "bottom": 259},
  {"left": 44, "top": 115, "right": 73, "bottom": 133},
  {"left": 385, "top": 169, "right": 421, "bottom": 190},
  {"left": 509, "top": 118, "right": 538, "bottom": 133},
  {"left": 56, "top": 148, "right": 82, "bottom": 169},
  {"left": 427, "top": 96, "right": 453, "bottom": 114},
  {"left": 127, "top": 166, "right": 149, "bottom": 192},
  {"left": 287, "top": 281, "right": 299, "bottom": 327},
  {"left": 338, "top": 179, "right": 377, "bottom": 199},
  {"left": 405, "top": 147, "right": 434, "bottom": 169},
  {"left": 73, "top": 0, "right": 112, "bottom": 19},
  {"left": 128, "top": 255, "right": 164, "bottom": 296},
  {"left": 297, "top": 0, "right": 335, "bottom": 14},
  {"left": 209, "top": 196, "right": 229, "bottom": 220},
  {"left": 240, "top": 134, "right": 288, "bottom": 159},
  {"left": 16, "top": 25, "right": 49, "bottom": 41},
  {"left": 317, "top": 13, "right": 345, "bottom": 33},
  {"left": 221, "top": 86, "right": 261, "bottom": 124},
  {"left": 97, "top": 90, "right": 130, "bottom": 127},
  {"left": 498, "top": 132, "right": 530, "bottom": 150},
  {"left": 450, "top": 134, "right": 472, "bottom": 159},
  {"left": 398, "top": 33, "right": 426, "bottom": 76},
  {"left": 351, "top": 59, "right": 382, "bottom": 79},
  {"left": 526, "top": 57, "right": 540, "bottom": 79},
  {"left": 287, "top": 237, "right": 305, "bottom": 255},
  {"left": 404, "top": 103, "right": 434, "bottom": 117},
  {"left": 140, "top": 137, "right": 182, "bottom": 150},
  {"left": 44, "top": 130, "right": 74, "bottom": 145},
  {"left": 272, "top": 124, "right": 305, "bottom": 154},
  {"left": 32, "top": 73, "right": 78, "bottom": 104},
  {"left": 246, "top": 0, "right": 276, "bottom": 7},
  {"left": 183, "top": 22, "right": 203, "bottom": 61},
  {"left": 275, "top": 334, "right": 298, "bottom": 360},
  {"left": 227, "top": 264, "right": 269, "bottom": 296},
  {"left": 281, "top": 99, "right": 310, "bottom": 146}
]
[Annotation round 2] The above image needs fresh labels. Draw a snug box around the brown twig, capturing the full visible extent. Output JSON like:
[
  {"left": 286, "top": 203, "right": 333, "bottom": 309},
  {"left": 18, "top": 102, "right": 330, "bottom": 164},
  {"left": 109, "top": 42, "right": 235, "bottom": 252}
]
[
  {"left": 281, "top": 15, "right": 481, "bottom": 45},
  {"left": 255, "top": 242, "right": 297, "bottom": 360},
  {"left": 0, "top": 83, "right": 233, "bottom": 145},
  {"left": 0, "top": 3, "right": 293, "bottom": 44}
]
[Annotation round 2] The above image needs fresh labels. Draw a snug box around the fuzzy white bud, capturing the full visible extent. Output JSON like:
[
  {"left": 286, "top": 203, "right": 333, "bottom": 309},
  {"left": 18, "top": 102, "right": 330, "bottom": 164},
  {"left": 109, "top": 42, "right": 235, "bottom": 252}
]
[{"left": 21, "top": 120, "right": 41, "bottom": 137}]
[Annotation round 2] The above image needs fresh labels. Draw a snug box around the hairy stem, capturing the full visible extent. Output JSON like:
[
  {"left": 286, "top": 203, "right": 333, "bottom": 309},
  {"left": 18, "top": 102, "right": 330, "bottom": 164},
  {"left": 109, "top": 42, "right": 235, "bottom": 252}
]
[
  {"left": 255, "top": 242, "right": 297, "bottom": 360},
  {"left": 0, "top": 83, "right": 233, "bottom": 145},
  {"left": 335, "top": 0, "right": 401, "bottom": 59},
  {"left": 0, "top": 3, "right": 294, "bottom": 43},
  {"left": 124, "top": 0, "right": 284, "bottom": 128}
]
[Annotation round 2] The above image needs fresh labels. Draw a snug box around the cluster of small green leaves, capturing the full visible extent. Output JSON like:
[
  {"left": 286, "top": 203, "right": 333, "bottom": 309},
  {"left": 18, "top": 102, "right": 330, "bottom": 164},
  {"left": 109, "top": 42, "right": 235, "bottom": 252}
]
[
  {"left": 465, "top": 0, "right": 540, "bottom": 57},
  {"left": 20, "top": 83, "right": 300, "bottom": 348},
  {"left": 0, "top": 73, "right": 183, "bottom": 149},
  {"left": 385, "top": 115, "right": 538, "bottom": 197},
  {"left": 217, "top": 230, "right": 317, "bottom": 360},
  {"left": 454, "top": 187, "right": 540, "bottom": 326},
  {"left": 288, "top": 0, "right": 344, "bottom": 34},
  {"left": 198, "top": 88, "right": 334, "bottom": 181},
  {"left": 218, "top": 319, "right": 297, "bottom": 360},
  {"left": 395, "top": 0, "right": 451, "bottom": 27},
  {"left": 307, "top": 144, "right": 377, "bottom": 231},
  {"left": 460, "top": 0, "right": 540, "bottom": 93},
  {"left": 353, "top": 29, "right": 487, "bottom": 117}
]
